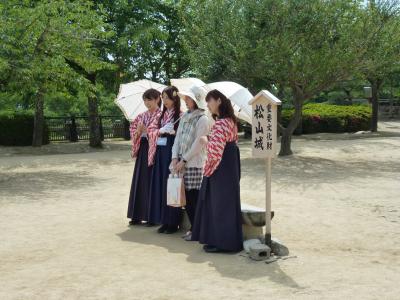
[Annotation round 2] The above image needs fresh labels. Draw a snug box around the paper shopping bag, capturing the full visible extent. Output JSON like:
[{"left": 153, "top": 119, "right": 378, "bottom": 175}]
[{"left": 167, "top": 174, "right": 186, "bottom": 207}]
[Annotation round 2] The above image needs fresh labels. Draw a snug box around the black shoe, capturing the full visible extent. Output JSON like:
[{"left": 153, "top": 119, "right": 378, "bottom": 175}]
[
  {"left": 203, "top": 245, "right": 223, "bottom": 253},
  {"left": 129, "top": 220, "right": 141, "bottom": 226},
  {"left": 157, "top": 224, "right": 168, "bottom": 233},
  {"left": 165, "top": 226, "right": 179, "bottom": 234},
  {"left": 145, "top": 222, "right": 155, "bottom": 227}
]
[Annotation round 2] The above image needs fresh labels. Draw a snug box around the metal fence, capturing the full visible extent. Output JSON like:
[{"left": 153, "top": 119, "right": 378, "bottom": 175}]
[{"left": 45, "top": 115, "right": 130, "bottom": 142}]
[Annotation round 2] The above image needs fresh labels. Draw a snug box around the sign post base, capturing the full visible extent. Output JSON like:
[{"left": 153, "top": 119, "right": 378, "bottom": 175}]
[
  {"left": 265, "top": 233, "right": 272, "bottom": 248},
  {"left": 265, "top": 157, "right": 272, "bottom": 248}
]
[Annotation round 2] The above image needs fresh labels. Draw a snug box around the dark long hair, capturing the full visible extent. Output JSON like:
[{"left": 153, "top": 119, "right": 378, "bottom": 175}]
[
  {"left": 205, "top": 89, "right": 237, "bottom": 125},
  {"left": 142, "top": 88, "right": 161, "bottom": 107},
  {"left": 159, "top": 85, "right": 181, "bottom": 130}
]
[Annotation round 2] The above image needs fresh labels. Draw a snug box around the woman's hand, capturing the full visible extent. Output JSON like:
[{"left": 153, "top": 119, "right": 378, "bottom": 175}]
[
  {"left": 175, "top": 160, "right": 186, "bottom": 173},
  {"left": 141, "top": 125, "right": 148, "bottom": 134},
  {"left": 171, "top": 158, "right": 178, "bottom": 172},
  {"left": 136, "top": 123, "right": 143, "bottom": 136},
  {"left": 199, "top": 136, "right": 208, "bottom": 146},
  {"left": 159, "top": 123, "right": 174, "bottom": 135},
  {"left": 136, "top": 123, "right": 147, "bottom": 134}
]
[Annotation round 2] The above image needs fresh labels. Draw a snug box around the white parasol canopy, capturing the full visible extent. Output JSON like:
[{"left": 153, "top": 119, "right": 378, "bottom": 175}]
[
  {"left": 206, "top": 81, "right": 253, "bottom": 124},
  {"left": 116, "top": 78, "right": 254, "bottom": 124},
  {"left": 115, "top": 79, "right": 166, "bottom": 121},
  {"left": 170, "top": 78, "right": 208, "bottom": 92}
]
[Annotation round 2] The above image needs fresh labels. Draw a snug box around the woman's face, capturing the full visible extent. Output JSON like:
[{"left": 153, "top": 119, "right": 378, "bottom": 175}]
[
  {"left": 207, "top": 96, "right": 221, "bottom": 115},
  {"left": 162, "top": 92, "right": 174, "bottom": 109},
  {"left": 184, "top": 96, "right": 196, "bottom": 111},
  {"left": 144, "top": 97, "right": 159, "bottom": 111}
]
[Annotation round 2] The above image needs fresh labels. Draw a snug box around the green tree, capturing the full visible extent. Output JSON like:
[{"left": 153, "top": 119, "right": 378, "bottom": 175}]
[
  {"left": 94, "top": 0, "right": 191, "bottom": 91},
  {"left": 181, "top": 0, "right": 372, "bottom": 155},
  {"left": 361, "top": 0, "right": 400, "bottom": 132},
  {"left": 179, "top": 0, "right": 261, "bottom": 88},
  {"left": 0, "top": 0, "right": 111, "bottom": 147}
]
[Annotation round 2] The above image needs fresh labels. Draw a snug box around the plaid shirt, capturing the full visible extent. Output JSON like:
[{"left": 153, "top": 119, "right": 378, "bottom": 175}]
[{"left": 183, "top": 167, "right": 203, "bottom": 190}]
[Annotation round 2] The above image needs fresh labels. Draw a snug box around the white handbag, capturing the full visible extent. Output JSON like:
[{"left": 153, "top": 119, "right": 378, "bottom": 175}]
[{"left": 167, "top": 173, "right": 186, "bottom": 207}]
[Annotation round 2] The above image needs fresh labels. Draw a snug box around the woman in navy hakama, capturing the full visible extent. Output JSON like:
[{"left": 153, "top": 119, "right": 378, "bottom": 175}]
[
  {"left": 148, "top": 135, "right": 178, "bottom": 226},
  {"left": 127, "top": 137, "right": 151, "bottom": 223},
  {"left": 147, "top": 86, "right": 183, "bottom": 233},
  {"left": 191, "top": 89, "right": 243, "bottom": 252},
  {"left": 127, "top": 89, "right": 161, "bottom": 225}
]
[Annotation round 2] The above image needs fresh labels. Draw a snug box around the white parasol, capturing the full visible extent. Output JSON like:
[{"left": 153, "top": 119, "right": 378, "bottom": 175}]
[
  {"left": 206, "top": 81, "right": 253, "bottom": 124},
  {"left": 170, "top": 78, "right": 208, "bottom": 92},
  {"left": 115, "top": 79, "right": 166, "bottom": 121}
]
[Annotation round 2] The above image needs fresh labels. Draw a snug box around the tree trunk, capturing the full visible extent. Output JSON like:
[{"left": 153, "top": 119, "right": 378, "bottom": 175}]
[
  {"left": 31, "top": 23, "right": 49, "bottom": 147},
  {"left": 369, "top": 78, "right": 382, "bottom": 132},
  {"left": 344, "top": 88, "right": 353, "bottom": 105},
  {"left": 62, "top": 59, "right": 102, "bottom": 147},
  {"left": 389, "top": 78, "right": 394, "bottom": 118},
  {"left": 279, "top": 130, "right": 293, "bottom": 156},
  {"left": 88, "top": 73, "right": 102, "bottom": 148},
  {"left": 32, "top": 86, "right": 45, "bottom": 147},
  {"left": 88, "top": 95, "right": 102, "bottom": 148},
  {"left": 293, "top": 108, "right": 303, "bottom": 135},
  {"left": 279, "top": 86, "right": 304, "bottom": 156},
  {"left": 277, "top": 85, "right": 284, "bottom": 137},
  {"left": 277, "top": 105, "right": 282, "bottom": 137}
]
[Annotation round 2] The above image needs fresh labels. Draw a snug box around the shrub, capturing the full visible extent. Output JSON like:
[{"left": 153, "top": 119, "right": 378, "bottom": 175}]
[
  {"left": 0, "top": 111, "right": 49, "bottom": 146},
  {"left": 281, "top": 103, "right": 371, "bottom": 134}
]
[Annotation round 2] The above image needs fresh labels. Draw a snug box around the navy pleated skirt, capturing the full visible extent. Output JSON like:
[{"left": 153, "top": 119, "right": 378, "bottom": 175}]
[
  {"left": 127, "top": 137, "right": 152, "bottom": 222},
  {"left": 148, "top": 135, "right": 182, "bottom": 226},
  {"left": 191, "top": 142, "right": 243, "bottom": 252}
]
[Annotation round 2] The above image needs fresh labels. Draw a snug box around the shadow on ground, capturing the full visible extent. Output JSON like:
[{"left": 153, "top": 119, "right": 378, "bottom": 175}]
[
  {"left": 117, "top": 226, "right": 304, "bottom": 290},
  {"left": 0, "top": 170, "right": 103, "bottom": 201},
  {"left": 241, "top": 154, "right": 400, "bottom": 191}
]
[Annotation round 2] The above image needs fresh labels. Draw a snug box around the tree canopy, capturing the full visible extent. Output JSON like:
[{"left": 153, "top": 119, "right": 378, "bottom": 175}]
[{"left": 1, "top": 0, "right": 399, "bottom": 150}]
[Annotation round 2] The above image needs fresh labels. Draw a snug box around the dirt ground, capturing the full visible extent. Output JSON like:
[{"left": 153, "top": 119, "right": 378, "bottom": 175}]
[{"left": 1, "top": 121, "right": 399, "bottom": 300}]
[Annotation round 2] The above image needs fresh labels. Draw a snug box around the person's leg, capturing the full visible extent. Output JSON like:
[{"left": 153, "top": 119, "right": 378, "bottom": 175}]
[
  {"left": 129, "top": 219, "right": 141, "bottom": 225},
  {"left": 165, "top": 207, "right": 182, "bottom": 233},
  {"left": 157, "top": 224, "right": 168, "bottom": 233},
  {"left": 185, "top": 189, "right": 199, "bottom": 231}
]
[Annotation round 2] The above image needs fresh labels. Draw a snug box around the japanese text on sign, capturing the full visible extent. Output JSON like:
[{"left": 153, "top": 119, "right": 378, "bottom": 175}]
[
  {"left": 254, "top": 104, "right": 273, "bottom": 150},
  {"left": 252, "top": 102, "right": 277, "bottom": 158}
]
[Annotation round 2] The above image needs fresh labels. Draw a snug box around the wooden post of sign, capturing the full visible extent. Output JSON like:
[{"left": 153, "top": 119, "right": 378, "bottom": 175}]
[
  {"left": 265, "top": 157, "right": 272, "bottom": 246},
  {"left": 249, "top": 90, "right": 281, "bottom": 248}
]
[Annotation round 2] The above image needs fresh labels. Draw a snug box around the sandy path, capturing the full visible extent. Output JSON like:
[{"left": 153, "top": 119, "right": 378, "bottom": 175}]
[{"left": 1, "top": 122, "right": 399, "bottom": 300}]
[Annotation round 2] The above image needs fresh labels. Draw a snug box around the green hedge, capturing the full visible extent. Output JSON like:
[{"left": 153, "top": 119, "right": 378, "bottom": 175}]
[
  {"left": 281, "top": 103, "right": 371, "bottom": 133},
  {"left": 0, "top": 111, "right": 49, "bottom": 146}
]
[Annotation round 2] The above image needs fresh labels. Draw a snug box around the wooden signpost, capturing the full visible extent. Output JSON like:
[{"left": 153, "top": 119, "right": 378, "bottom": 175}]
[{"left": 248, "top": 90, "right": 281, "bottom": 247}]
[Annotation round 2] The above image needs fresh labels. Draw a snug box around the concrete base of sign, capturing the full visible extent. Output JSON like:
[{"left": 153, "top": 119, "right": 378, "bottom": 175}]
[
  {"left": 182, "top": 223, "right": 266, "bottom": 241},
  {"left": 181, "top": 215, "right": 264, "bottom": 240},
  {"left": 271, "top": 238, "right": 289, "bottom": 256},
  {"left": 249, "top": 244, "right": 271, "bottom": 261},
  {"left": 243, "top": 238, "right": 290, "bottom": 262},
  {"left": 259, "top": 236, "right": 290, "bottom": 256},
  {"left": 242, "top": 224, "right": 263, "bottom": 240},
  {"left": 180, "top": 203, "right": 276, "bottom": 241},
  {"left": 241, "top": 203, "right": 266, "bottom": 226},
  {"left": 241, "top": 203, "right": 274, "bottom": 240},
  {"left": 243, "top": 239, "right": 262, "bottom": 253}
]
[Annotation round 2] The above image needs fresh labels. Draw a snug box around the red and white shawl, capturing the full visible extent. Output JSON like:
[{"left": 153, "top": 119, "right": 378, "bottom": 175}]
[
  {"left": 204, "top": 118, "right": 238, "bottom": 177},
  {"left": 159, "top": 108, "right": 177, "bottom": 128},
  {"left": 146, "top": 108, "right": 182, "bottom": 161},
  {"left": 129, "top": 108, "right": 161, "bottom": 166}
]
